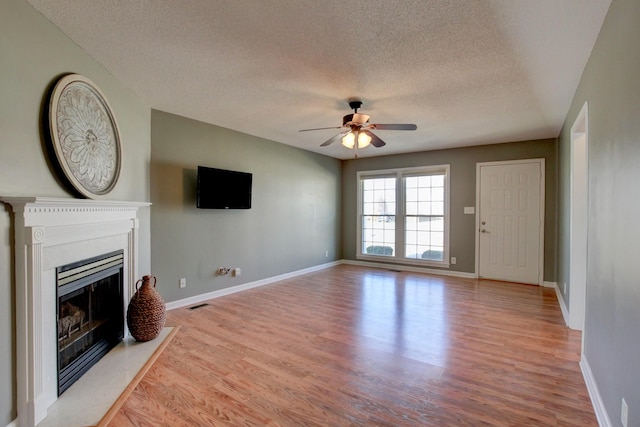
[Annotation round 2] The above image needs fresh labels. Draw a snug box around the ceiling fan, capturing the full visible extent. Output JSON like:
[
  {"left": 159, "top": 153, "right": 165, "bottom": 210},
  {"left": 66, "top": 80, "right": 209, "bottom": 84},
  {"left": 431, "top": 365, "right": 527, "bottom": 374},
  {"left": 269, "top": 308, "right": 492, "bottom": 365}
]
[{"left": 299, "top": 100, "right": 417, "bottom": 156}]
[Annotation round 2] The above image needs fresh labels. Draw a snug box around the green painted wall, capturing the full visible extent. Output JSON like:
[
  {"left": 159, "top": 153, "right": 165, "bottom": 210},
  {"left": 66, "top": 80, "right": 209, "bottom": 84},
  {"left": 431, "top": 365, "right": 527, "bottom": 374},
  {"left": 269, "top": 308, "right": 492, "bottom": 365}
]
[
  {"left": 150, "top": 111, "right": 342, "bottom": 303},
  {"left": 342, "top": 139, "right": 557, "bottom": 281},
  {"left": 558, "top": 0, "right": 639, "bottom": 422},
  {"left": 0, "top": 0, "right": 151, "bottom": 423}
]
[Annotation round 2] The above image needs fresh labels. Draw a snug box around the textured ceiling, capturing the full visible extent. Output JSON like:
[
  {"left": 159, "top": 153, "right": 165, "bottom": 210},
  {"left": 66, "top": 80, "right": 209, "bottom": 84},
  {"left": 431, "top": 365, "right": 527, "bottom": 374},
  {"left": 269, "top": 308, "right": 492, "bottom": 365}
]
[{"left": 27, "top": 0, "right": 611, "bottom": 159}]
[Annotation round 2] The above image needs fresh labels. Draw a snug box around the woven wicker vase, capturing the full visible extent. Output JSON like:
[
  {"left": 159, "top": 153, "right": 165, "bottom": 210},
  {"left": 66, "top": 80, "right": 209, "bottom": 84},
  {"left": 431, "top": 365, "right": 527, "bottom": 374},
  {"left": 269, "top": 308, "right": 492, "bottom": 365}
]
[{"left": 127, "top": 275, "right": 166, "bottom": 342}]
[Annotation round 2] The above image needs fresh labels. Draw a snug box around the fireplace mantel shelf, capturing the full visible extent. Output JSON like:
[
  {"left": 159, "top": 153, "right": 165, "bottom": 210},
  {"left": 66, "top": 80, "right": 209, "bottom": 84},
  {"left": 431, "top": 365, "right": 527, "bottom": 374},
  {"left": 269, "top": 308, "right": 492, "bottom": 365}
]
[
  {"left": 1, "top": 197, "right": 151, "bottom": 227},
  {"left": 1, "top": 196, "right": 151, "bottom": 210}
]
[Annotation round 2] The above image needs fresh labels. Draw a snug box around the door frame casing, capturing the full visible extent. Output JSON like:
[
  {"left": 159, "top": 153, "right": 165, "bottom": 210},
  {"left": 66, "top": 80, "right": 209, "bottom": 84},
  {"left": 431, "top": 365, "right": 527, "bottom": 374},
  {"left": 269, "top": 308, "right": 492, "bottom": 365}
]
[
  {"left": 474, "top": 158, "right": 546, "bottom": 285},
  {"left": 569, "top": 101, "right": 589, "bottom": 331}
]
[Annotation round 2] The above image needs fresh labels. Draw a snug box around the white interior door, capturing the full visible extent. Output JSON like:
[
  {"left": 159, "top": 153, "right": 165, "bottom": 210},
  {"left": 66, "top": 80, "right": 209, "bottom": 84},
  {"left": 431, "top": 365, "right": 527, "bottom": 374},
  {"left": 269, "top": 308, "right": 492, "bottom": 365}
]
[{"left": 477, "top": 160, "right": 544, "bottom": 285}]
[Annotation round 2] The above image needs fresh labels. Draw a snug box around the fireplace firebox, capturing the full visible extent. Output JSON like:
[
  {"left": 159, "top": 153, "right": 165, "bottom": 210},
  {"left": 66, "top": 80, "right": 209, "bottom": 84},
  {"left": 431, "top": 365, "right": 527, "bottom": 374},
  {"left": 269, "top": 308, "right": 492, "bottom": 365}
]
[{"left": 57, "top": 250, "right": 125, "bottom": 395}]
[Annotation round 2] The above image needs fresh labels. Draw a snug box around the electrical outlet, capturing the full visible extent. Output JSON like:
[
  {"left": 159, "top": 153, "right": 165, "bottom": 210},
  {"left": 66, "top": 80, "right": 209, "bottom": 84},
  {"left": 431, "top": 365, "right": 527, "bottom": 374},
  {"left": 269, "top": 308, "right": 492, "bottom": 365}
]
[
  {"left": 325, "top": 250, "right": 329, "bottom": 258},
  {"left": 179, "top": 278, "right": 186, "bottom": 288},
  {"left": 621, "top": 398, "right": 628, "bottom": 427},
  {"left": 451, "top": 257, "right": 457, "bottom": 265}
]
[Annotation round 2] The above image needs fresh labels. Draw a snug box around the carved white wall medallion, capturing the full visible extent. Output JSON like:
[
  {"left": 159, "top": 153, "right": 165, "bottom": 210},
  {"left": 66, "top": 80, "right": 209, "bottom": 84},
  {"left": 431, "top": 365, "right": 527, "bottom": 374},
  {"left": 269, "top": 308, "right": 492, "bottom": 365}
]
[{"left": 48, "top": 74, "right": 122, "bottom": 199}]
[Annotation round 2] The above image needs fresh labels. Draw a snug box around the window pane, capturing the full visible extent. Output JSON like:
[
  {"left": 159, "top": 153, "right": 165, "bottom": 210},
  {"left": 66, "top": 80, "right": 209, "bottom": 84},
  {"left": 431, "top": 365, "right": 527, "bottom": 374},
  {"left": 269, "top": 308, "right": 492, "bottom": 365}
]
[
  {"left": 406, "top": 187, "right": 418, "bottom": 202},
  {"left": 362, "top": 202, "right": 375, "bottom": 215},
  {"left": 417, "top": 216, "right": 431, "bottom": 230},
  {"left": 431, "top": 231, "right": 444, "bottom": 246},
  {"left": 431, "top": 217, "right": 444, "bottom": 231},
  {"left": 403, "top": 172, "right": 446, "bottom": 261},
  {"left": 363, "top": 189, "right": 374, "bottom": 203},
  {"left": 431, "top": 175, "right": 444, "bottom": 187},
  {"left": 432, "top": 186, "right": 444, "bottom": 202},
  {"left": 418, "top": 175, "right": 431, "bottom": 187},
  {"left": 417, "top": 201, "right": 431, "bottom": 215},
  {"left": 361, "top": 176, "right": 397, "bottom": 257},
  {"left": 386, "top": 202, "right": 396, "bottom": 214},
  {"left": 362, "top": 214, "right": 395, "bottom": 256},
  {"left": 417, "top": 230, "right": 429, "bottom": 245},
  {"left": 431, "top": 202, "right": 444, "bottom": 215},
  {"left": 385, "top": 189, "right": 396, "bottom": 206}
]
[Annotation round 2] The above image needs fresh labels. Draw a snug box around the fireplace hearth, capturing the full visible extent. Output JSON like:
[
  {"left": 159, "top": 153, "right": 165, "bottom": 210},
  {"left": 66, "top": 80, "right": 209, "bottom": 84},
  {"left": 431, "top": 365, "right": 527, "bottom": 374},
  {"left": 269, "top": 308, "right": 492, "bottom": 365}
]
[{"left": 57, "top": 250, "right": 125, "bottom": 394}]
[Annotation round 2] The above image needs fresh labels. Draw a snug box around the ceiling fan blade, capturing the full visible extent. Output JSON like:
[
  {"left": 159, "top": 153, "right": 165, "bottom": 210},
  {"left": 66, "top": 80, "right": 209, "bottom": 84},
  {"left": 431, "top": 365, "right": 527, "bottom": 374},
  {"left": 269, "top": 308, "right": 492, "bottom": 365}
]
[
  {"left": 362, "top": 130, "right": 386, "bottom": 148},
  {"left": 299, "top": 126, "right": 343, "bottom": 132},
  {"left": 320, "top": 131, "right": 349, "bottom": 147},
  {"left": 370, "top": 124, "right": 417, "bottom": 131}
]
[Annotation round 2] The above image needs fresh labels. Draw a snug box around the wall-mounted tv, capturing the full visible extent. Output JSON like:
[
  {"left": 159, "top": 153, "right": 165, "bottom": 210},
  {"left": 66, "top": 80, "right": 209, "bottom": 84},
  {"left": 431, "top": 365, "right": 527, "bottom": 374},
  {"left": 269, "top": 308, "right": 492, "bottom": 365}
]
[{"left": 197, "top": 166, "right": 252, "bottom": 209}]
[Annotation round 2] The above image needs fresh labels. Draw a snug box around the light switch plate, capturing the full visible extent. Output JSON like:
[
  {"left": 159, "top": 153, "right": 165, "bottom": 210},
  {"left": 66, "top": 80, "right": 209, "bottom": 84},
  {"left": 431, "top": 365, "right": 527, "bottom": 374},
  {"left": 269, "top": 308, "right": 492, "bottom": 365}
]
[{"left": 464, "top": 206, "right": 475, "bottom": 214}]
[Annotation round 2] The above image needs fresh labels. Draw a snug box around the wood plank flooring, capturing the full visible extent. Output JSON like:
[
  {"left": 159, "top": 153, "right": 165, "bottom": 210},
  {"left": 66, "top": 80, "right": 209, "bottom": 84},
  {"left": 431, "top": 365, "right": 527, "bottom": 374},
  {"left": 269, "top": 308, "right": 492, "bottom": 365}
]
[{"left": 109, "top": 265, "right": 596, "bottom": 426}]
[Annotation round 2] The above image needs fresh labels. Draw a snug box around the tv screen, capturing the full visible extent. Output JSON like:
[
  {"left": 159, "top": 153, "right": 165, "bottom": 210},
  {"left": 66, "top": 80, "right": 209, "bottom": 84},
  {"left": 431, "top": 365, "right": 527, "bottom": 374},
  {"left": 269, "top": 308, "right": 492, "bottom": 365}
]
[{"left": 197, "top": 166, "right": 252, "bottom": 209}]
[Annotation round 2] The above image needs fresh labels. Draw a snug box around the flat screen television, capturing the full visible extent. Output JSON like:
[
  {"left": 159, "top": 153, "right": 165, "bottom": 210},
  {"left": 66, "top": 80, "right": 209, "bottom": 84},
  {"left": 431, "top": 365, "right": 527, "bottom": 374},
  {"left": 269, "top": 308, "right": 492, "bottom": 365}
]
[{"left": 197, "top": 166, "right": 252, "bottom": 209}]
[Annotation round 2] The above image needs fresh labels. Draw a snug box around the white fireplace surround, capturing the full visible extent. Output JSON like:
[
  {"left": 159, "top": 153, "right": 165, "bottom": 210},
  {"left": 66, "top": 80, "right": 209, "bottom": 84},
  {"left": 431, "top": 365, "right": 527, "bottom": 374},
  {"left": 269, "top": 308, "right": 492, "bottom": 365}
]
[{"left": 1, "top": 197, "right": 150, "bottom": 427}]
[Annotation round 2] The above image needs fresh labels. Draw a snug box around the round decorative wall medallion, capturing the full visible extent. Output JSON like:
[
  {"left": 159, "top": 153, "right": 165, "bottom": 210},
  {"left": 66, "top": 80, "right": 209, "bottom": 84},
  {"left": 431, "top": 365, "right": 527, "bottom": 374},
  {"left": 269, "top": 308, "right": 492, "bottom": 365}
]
[{"left": 48, "top": 74, "right": 121, "bottom": 199}]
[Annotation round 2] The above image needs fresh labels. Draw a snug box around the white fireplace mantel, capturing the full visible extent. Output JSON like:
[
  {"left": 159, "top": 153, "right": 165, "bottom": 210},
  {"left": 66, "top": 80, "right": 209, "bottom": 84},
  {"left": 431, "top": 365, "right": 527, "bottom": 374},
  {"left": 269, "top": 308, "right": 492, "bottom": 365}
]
[{"left": 1, "top": 197, "right": 150, "bottom": 427}]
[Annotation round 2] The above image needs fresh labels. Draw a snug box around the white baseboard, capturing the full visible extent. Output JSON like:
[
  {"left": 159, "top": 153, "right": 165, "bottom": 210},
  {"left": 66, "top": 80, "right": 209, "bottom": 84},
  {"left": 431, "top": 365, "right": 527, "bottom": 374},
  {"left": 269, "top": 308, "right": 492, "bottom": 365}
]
[
  {"left": 580, "top": 355, "right": 612, "bottom": 427},
  {"left": 551, "top": 283, "right": 570, "bottom": 327},
  {"left": 341, "top": 259, "right": 477, "bottom": 279},
  {"left": 166, "top": 260, "right": 341, "bottom": 310},
  {"left": 6, "top": 419, "right": 17, "bottom": 427},
  {"left": 166, "top": 259, "right": 477, "bottom": 310}
]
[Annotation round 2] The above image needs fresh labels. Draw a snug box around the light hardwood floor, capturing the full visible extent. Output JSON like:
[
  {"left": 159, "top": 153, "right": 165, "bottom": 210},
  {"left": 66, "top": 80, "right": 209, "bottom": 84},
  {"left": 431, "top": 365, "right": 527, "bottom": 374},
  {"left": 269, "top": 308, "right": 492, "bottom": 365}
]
[{"left": 110, "top": 265, "right": 596, "bottom": 426}]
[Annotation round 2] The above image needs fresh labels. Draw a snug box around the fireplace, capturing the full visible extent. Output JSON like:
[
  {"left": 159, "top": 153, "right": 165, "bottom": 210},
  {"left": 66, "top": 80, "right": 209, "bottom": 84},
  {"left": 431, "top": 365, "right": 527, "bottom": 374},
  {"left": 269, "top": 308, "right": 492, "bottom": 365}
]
[
  {"left": 56, "top": 250, "right": 125, "bottom": 395},
  {"left": 1, "top": 197, "right": 149, "bottom": 427}
]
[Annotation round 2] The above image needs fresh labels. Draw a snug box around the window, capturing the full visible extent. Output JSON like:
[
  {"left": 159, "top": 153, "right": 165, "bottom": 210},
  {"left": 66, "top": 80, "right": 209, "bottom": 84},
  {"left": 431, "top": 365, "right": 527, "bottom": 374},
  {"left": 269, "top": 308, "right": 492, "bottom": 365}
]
[{"left": 357, "top": 165, "right": 450, "bottom": 266}]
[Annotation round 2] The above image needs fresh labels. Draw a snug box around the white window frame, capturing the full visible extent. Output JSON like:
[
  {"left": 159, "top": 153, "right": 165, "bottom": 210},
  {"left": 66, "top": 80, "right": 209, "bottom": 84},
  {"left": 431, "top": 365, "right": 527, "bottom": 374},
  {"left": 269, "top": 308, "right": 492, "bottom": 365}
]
[{"left": 356, "top": 165, "right": 450, "bottom": 268}]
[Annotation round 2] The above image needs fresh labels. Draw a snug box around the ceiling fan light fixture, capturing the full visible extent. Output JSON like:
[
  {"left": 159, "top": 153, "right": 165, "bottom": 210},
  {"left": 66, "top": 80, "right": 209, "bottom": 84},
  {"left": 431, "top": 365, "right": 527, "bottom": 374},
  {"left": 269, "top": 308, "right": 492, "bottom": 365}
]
[
  {"left": 357, "top": 132, "right": 371, "bottom": 148},
  {"left": 341, "top": 131, "right": 355, "bottom": 148},
  {"left": 341, "top": 131, "right": 371, "bottom": 149}
]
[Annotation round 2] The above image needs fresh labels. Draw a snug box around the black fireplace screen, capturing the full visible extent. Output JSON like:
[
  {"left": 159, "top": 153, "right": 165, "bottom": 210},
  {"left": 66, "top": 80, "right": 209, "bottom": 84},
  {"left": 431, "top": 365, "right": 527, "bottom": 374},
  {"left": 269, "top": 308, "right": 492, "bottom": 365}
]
[{"left": 57, "top": 250, "right": 124, "bottom": 395}]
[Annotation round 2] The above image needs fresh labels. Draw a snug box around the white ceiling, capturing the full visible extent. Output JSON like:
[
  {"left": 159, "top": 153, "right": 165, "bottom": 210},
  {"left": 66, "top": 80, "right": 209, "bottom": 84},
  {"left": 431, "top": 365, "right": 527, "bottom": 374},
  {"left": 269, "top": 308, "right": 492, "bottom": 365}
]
[{"left": 28, "top": 0, "right": 611, "bottom": 159}]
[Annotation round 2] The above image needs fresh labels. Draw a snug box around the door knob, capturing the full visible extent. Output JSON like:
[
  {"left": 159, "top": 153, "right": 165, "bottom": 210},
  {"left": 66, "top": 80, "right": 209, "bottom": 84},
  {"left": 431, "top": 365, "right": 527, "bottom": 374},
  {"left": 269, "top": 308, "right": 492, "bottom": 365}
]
[{"left": 481, "top": 229, "right": 489, "bottom": 233}]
